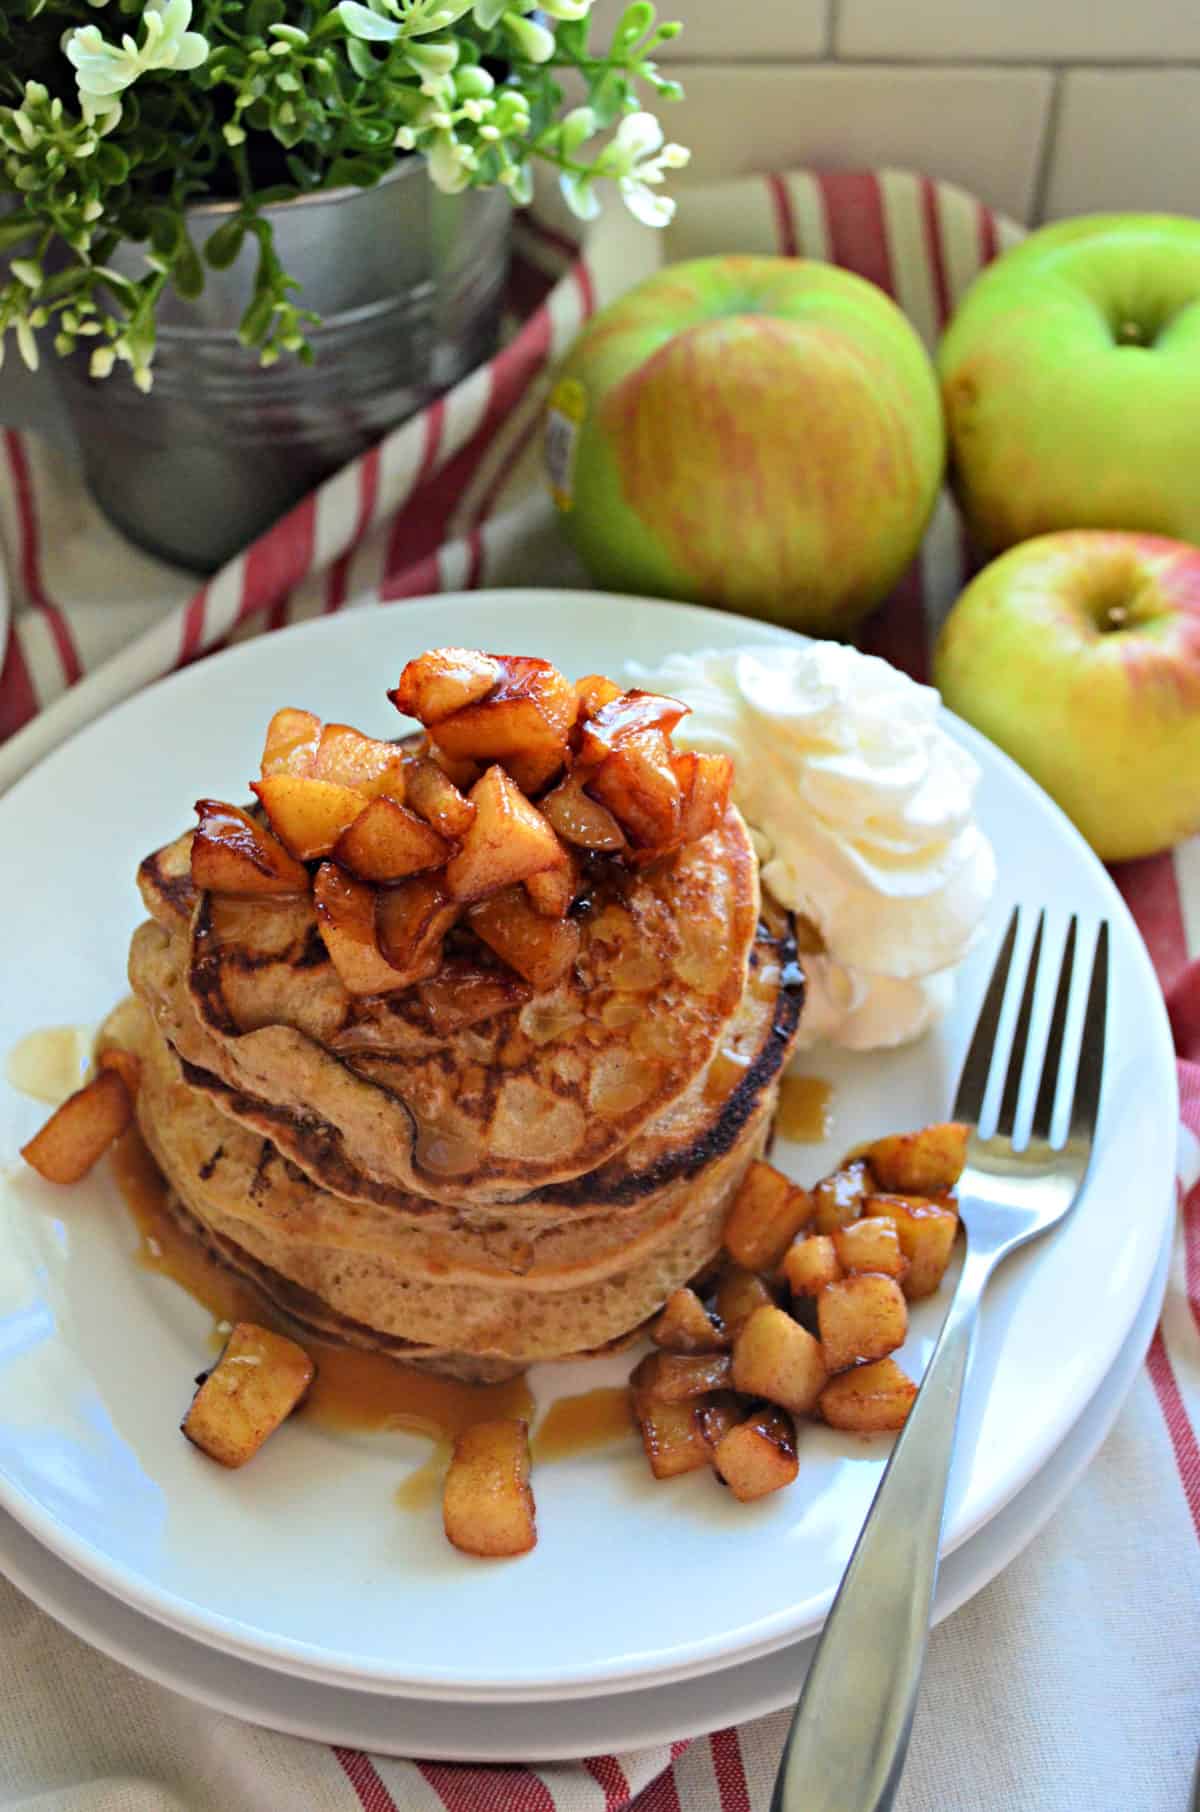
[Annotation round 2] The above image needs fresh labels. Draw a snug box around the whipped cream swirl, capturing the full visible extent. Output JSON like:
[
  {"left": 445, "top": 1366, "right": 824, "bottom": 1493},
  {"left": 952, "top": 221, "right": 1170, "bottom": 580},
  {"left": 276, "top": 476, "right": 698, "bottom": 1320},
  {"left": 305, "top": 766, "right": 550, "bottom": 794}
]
[{"left": 628, "top": 643, "right": 996, "bottom": 1051}]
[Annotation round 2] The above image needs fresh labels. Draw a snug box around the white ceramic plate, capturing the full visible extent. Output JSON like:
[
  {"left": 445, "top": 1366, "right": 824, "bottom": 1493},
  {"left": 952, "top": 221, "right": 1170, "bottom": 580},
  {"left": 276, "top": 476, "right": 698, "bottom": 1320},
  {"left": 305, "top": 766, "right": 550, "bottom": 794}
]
[
  {"left": 0, "top": 591, "right": 1178, "bottom": 1702},
  {"left": 0, "top": 1213, "right": 1170, "bottom": 1761}
]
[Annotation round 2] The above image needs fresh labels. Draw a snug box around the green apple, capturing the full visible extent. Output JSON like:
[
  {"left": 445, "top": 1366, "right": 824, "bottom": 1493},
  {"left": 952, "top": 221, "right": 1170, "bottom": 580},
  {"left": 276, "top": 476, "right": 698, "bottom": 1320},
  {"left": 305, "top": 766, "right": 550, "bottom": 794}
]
[
  {"left": 934, "top": 530, "right": 1200, "bottom": 861},
  {"left": 940, "top": 214, "right": 1200, "bottom": 555},
  {"left": 545, "top": 255, "right": 944, "bottom": 637}
]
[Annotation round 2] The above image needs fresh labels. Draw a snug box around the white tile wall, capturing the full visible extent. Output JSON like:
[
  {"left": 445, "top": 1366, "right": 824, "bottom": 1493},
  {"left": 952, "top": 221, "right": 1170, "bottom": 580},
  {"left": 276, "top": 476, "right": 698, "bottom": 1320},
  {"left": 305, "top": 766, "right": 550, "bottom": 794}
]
[
  {"left": 587, "top": 0, "right": 1200, "bottom": 224},
  {"left": 1045, "top": 70, "right": 1200, "bottom": 218},
  {"left": 836, "top": 0, "right": 1200, "bottom": 64},
  {"left": 589, "top": 0, "right": 827, "bottom": 59},
  {"left": 656, "top": 64, "right": 1052, "bottom": 222}
]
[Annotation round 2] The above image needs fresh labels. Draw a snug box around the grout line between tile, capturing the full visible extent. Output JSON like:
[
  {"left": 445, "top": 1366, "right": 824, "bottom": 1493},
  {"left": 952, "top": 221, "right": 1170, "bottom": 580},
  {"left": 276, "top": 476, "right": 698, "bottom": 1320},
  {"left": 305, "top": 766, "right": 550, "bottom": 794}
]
[{"left": 1029, "top": 66, "right": 1066, "bottom": 222}]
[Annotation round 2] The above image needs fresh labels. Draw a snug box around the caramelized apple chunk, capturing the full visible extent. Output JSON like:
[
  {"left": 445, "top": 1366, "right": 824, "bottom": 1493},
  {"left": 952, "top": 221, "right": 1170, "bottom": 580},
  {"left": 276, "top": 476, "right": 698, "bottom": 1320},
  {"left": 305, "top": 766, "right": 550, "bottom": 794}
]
[
  {"left": 712, "top": 1405, "right": 799, "bottom": 1501},
  {"left": 20, "top": 1070, "right": 133, "bottom": 1185},
  {"left": 251, "top": 774, "right": 365, "bottom": 861},
  {"left": 402, "top": 754, "right": 477, "bottom": 839},
  {"left": 576, "top": 689, "right": 690, "bottom": 765},
  {"left": 469, "top": 887, "right": 581, "bottom": 991},
  {"left": 191, "top": 799, "right": 310, "bottom": 897},
  {"left": 524, "top": 849, "right": 579, "bottom": 918},
  {"left": 632, "top": 1393, "right": 712, "bottom": 1480},
  {"left": 442, "top": 1418, "right": 537, "bottom": 1558},
  {"left": 724, "top": 1160, "right": 814, "bottom": 1272},
  {"left": 541, "top": 771, "right": 627, "bottom": 852},
  {"left": 375, "top": 874, "right": 460, "bottom": 983},
  {"left": 574, "top": 673, "right": 623, "bottom": 719},
  {"left": 311, "top": 723, "right": 407, "bottom": 801},
  {"left": 675, "top": 751, "right": 734, "bottom": 843},
  {"left": 651, "top": 1287, "right": 728, "bottom": 1354},
  {"left": 390, "top": 648, "right": 502, "bottom": 725},
  {"left": 444, "top": 766, "right": 566, "bottom": 903},
  {"left": 260, "top": 707, "right": 321, "bottom": 777},
  {"left": 417, "top": 959, "right": 531, "bottom": 1034},
  {"left": 313, "top": 863, "right": 412, "bottom": 995},
  {"left": 333, "top": 797, "right": 451, "bottom": 883},
  {"left": 182, "top": 1323, "right": 313, "bottom": 1468},
  {"left": 428, "top": 655, "right": 576, "bottom": 796},
  {"left": 819, "top": 1356, "right": 917, "bottom": 1433},
  {"left": 865, "top": 1123, "right": 969, "bottom": 1196},
  {"left": 587, "top": 728, "right": 683, "bottom": 852}
]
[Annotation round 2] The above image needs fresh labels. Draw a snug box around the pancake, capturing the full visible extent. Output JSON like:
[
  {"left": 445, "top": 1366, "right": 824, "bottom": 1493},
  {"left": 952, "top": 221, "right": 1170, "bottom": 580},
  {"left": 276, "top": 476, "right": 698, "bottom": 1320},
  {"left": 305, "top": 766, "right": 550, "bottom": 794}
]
[
  {"left": 114, "top": 911, "right": 803, "bottom": 1367},
  {"left": 130, "top": 808, "right": 760, "bottom": 1208}
]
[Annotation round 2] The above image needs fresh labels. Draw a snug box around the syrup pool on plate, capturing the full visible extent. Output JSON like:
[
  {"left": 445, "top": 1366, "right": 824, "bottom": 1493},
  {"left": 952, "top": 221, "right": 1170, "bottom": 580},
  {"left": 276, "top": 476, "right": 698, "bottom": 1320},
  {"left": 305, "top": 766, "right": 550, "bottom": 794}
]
[{"left": 109, "top": 1127, "right": 635, "bottom": 1487}]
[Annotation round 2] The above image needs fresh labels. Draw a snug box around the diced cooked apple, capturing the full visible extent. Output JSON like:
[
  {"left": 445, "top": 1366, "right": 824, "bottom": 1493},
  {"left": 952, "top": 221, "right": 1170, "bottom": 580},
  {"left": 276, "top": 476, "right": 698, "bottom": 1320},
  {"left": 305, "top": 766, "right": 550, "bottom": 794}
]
[
  {"left": 191, "top": 799, "right": 310, "bottom": 897},
  {"left": 541, "top": 771, "right": 627, "bottom": 852},
  {"left": 577, "top": 689, "right": 690, "bottom": 765},
  {"left": 429, "top": 655, "right": 576, "bottom": 795},
  {"left": 865, "top": 1195, "right": 959, "bottom": 1299},
  {"left": 20, "top": 1070, "right": 133, "bottom": 1185},
  {"left": 819, "top": 1357, "right": 918, "bottom": 1433},
  {"left": 444, "top": 766, "right": 565, "bottom": 903},
  {"left": 632, "top": 1393, "right": 711, "bottom": 1480},
  {"left": 251, "top": 774, "right": 366, "bottom": 861},
  {"left": 389, "top": 648, "right": 502, "bottom": 725},
  {"left": 313, "top": 862, "right": 410, "bottom": 995},
  {"left": 629, "top": 1351, "right": 734, "bottom": 1403},
  {"left": 375, "top": 874, "right": 459, "bottom": 983},
  {"left": 818, "top": 1274, "right": 908, "bottom": 1374},
  {"left": 98, "top": 1047, "right": 141, "bottom": 1101},
  {"left": 811, "top": 1159, "right": 873, "bottom": 1235},
  {"left": 714, "top": 1264, "right": 777, "bottom": 1337},
  {"left": 332, "top": 797, "right": 451, "bottom": 883},
  {"left": 524, "top": 849, "right": 578, "bottom": 918},
  {"left": 696, "top": 1392, "right": 741, "bottom": 1454},
  {"left": 574, "top": 673, "right": 623, "bottom": 719},
  {"left": 402, "top": 754, "right": 477, "bottom": 839},
  {"left": 651, "top": 1287, "right": 729, "bottom": 1353},
  {"left": 310, "top": 723, "right": 407, "bottom": 802},
  {"left": 865, "top": 1123, "right": 969, "bottom": 1195},
  {"left": 781, "top": 1234, "right": 843, "bottom": 1299},
  {"left": 181, "top": 1322, "right": 314, "bottom": 1468},
  {"left": 469, "top": 888, "right": 581, "bottom": 991},
  {"left": 724, "top": 1159, "right": 813, "bottom": 1271},
  {"left": 712, "top": 1406, "right": 799, "bottom": 1502},
  {"left": 586, "top": 728, "right": 682, "bottom": 851},
  {"left": 832, "top": 1216, "right": 909, "bottom": 1283},
  {"left": 442, "top": 1418, "right": 536, "bottom": 1557},
  {"left": 674, "top": 751, "right": 735, "bottom": 843},
  {"left": 427, "top": 741, "right": 482, "bottom": 791},
  {"left": 260, "top": 706, "right": 321, "bottom": 777},
  {"left": 732, "top": 1305, "right": 828, "bottom": 1416},
  {"left": 417, "top": 960, "right": 530, "bottom": 1034}
]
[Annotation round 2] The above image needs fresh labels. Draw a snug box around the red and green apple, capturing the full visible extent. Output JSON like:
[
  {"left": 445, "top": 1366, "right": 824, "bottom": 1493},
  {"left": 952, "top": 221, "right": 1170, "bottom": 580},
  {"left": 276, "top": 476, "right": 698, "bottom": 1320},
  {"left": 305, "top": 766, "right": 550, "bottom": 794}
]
[
  {"left": 545, "top": 254, "right": 944, "bottom": 637},
  {"left": 940, "top": 214, "right": 1200, "bottom": 556},
  {"left": 934, "top": 530, "right": 1200, "bottom": 861}
]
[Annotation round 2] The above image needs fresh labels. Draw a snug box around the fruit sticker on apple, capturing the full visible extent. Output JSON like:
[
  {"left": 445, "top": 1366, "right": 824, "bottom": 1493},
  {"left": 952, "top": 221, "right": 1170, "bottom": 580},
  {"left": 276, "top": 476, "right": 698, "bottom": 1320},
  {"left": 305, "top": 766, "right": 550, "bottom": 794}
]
[{"left": 545, "top": 254, "right": 945, "bottom": 638}]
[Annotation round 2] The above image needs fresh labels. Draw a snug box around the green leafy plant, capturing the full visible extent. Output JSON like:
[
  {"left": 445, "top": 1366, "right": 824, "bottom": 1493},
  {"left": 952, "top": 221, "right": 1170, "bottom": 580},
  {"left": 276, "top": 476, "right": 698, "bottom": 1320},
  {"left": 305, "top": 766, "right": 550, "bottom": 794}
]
[{"left": 0, "top": 0, "right": 686, "bottom": 387}]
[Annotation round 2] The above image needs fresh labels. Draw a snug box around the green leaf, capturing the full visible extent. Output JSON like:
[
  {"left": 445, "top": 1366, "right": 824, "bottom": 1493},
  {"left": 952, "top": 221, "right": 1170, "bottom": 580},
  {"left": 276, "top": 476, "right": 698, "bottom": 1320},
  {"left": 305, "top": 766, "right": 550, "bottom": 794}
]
[
  {"left": 204, "top": 216, "right": 247, "bottom": 269},
  {"left": 612, "top": 2, "right": 654, "bottom": 53},
  {"left": 173, "top": 234, "right": 204, "bottom": 300},
  {"left": 326, "top": 152, "right": 385, "bottom": 186},
  {"left": 92, "top": 143, "right": 131, "bottom": 185},
  {"left": 345, "top": 35, "right": 380, "bottom": 76},
  {"left": 587, "top": 67, "right": 627, "bottom": 128},
  {"left": 337, "top": 2, "right": 401, "bottom": 42},
  {"left": 0, "top": 216, "right": 36, "bottom": 252}
]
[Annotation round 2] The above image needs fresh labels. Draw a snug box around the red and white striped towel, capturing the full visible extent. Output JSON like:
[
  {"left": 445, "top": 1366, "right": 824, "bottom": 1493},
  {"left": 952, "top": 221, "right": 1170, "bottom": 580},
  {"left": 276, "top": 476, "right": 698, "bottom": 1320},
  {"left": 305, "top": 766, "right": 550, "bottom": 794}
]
[{"left": 1, "top": 169, "right": 1198, "bottom": 1811}]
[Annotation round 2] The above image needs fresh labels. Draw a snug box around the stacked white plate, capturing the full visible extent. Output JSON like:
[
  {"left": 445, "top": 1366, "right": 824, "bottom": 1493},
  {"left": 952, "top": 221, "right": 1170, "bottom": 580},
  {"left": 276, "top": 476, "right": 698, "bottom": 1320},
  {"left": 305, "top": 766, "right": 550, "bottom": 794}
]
[{"left": 0, "top": 595, "right": 1177, "bottom": 1760}]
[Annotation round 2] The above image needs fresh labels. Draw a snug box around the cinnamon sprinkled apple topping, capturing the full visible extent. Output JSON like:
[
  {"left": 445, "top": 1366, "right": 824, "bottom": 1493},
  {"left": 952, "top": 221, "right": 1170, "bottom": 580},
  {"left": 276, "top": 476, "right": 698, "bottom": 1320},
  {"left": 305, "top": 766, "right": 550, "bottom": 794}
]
[{"left": 189, "top": 649, "right": 735, "bottom": 1014}]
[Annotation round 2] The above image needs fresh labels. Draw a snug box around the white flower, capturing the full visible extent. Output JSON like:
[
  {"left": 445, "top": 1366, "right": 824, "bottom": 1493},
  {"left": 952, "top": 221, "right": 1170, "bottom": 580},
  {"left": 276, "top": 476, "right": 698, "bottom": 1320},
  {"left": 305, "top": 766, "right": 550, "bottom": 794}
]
[
  {"left": 65, "top": 0, "right": 208, "bottom": 106},
  {"left": 559, "top": 167, "right": 599, "bottom": 221},
  {"left": 597, "top": 112, "right": 689, "bottom": 228},
  {"left": 426, "top": 130, "right": 474, "bottom": 193}
]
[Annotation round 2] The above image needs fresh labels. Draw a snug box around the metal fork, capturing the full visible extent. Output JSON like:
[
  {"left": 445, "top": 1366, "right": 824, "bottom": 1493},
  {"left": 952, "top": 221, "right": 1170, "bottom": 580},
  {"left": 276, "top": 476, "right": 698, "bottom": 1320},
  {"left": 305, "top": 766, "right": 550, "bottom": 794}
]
[{"left": 771, "top": 905, "right": 1109, "bottom": 1812}]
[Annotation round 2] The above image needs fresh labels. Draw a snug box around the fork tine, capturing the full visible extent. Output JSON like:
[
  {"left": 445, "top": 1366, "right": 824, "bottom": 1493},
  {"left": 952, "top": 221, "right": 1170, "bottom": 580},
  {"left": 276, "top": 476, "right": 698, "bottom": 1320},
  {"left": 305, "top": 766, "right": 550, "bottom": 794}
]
[
  {"left": 952, "top": 906, "right": 1020, "bottom": 1123},
  {"left": 1069, "top": 921, "right": 1109, "bottom": 1141},
  {"left": 996, "top": 909, "right": 1045, "bottom": 1138},
  {"left": 1031, "top": 916, "right": 1078, "bottom": 1141}
]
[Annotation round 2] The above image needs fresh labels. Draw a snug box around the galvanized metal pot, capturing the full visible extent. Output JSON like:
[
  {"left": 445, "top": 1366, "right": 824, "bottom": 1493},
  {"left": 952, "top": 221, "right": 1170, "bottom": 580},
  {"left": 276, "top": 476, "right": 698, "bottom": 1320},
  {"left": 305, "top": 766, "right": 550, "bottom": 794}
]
[{"left": 52, "top": 160, "right": 511, "bottom": 572}]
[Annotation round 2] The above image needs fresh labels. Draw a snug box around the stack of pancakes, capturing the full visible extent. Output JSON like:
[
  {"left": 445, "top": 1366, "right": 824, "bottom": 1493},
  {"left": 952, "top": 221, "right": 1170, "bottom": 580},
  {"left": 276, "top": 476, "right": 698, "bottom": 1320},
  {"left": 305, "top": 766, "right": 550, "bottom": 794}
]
[{"left": 116, "top": 806, "right": 803, "bottom": 1381}]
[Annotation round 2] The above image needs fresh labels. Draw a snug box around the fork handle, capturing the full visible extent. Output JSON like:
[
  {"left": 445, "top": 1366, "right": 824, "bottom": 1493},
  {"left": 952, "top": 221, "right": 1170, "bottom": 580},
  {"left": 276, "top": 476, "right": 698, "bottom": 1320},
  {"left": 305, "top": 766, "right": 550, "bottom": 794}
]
[{"left": 770, "top": 1240, "right": 996, "bottom": 1812}]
